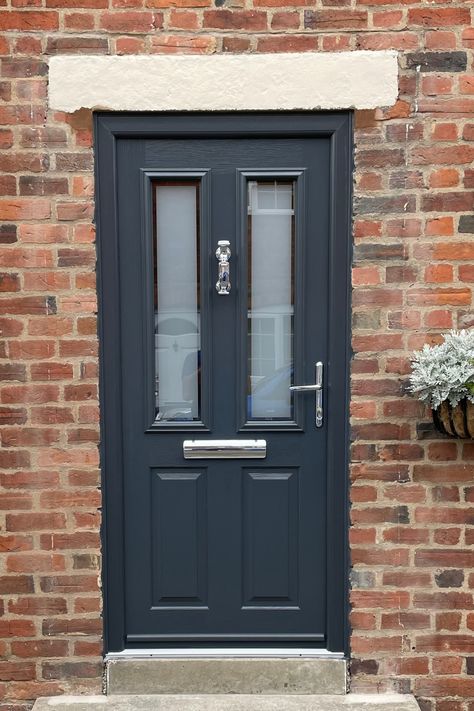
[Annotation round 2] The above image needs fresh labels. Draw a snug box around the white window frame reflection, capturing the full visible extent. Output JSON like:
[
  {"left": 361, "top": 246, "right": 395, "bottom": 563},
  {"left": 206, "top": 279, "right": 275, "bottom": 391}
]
[{"left": 247, "top": 180, "right": 295, "bottom": 422}]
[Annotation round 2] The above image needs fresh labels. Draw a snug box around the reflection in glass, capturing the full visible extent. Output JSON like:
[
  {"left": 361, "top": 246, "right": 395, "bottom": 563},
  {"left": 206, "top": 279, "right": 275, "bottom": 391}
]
[
  {"left": 247, "top": 181, "right": 295, "bottom": 421},
  {"left": 154, "top": 183, "right": 200, "bottom": 422}
]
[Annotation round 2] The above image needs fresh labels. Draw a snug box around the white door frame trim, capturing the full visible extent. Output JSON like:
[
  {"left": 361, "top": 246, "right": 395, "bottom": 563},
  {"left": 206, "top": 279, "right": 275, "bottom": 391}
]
[{"left": 48, "top": 51, "right": 398, "bottom": 113}]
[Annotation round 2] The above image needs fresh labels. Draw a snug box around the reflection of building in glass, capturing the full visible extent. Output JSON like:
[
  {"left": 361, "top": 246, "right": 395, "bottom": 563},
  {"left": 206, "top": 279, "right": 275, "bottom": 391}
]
[
  {"left": 154, "top": 183, "right": 201, "bottom": 422},
  {"left": 247, "top": 181, "right": 295, "bottom": 420}
]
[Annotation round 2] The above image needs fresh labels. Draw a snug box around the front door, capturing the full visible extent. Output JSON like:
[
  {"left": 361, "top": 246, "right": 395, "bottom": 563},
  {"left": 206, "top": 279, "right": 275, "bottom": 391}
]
[{"left": 96, "top": 113, "right": 351, "bottom": 653}]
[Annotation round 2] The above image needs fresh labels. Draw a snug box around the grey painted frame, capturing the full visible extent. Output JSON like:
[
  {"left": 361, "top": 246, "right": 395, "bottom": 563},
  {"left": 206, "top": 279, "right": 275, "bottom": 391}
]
[
  {"left": 94, "top": 112, "right": 352, "bottom": 655},
  {"left": 236, "top": 169, "right": 305, "bottom": 432},
  {"left": 140, "top": 169, "right": 212, "bottom": 432}
]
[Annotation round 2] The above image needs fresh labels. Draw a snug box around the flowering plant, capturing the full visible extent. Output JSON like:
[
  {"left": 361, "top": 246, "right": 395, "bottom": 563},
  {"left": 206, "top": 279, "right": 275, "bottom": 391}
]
[{"left": 409, "top": 330, "right": 474, "bottom": 409}]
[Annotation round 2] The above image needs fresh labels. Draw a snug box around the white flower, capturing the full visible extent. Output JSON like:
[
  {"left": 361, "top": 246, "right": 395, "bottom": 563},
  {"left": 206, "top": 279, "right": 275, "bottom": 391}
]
[{"left": 409, "top": 330, "right": 474, "bottom": 409}]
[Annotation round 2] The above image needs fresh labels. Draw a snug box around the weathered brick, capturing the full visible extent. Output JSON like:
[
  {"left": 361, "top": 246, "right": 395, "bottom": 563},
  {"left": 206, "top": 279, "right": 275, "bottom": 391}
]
[
  {"left": 45, "top": 37, "right": 109, "bottom": 54},
  {"left": 405, "top": 52, "right": 467, "bottom": 73}
]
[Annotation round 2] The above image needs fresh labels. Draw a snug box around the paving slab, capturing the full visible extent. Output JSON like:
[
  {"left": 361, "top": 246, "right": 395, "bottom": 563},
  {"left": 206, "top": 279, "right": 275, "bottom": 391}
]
[
  {"left": 106, "top": 658, "right": 347, "bottom": 695},
  {"left": 33, "top": 695, "right": 420, "bottom": 711}
]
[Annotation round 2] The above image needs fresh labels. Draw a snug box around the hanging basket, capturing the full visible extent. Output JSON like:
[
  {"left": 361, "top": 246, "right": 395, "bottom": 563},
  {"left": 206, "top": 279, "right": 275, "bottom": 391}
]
[{"left": 432, "top": 398, "right": 474, "bottom": 438}]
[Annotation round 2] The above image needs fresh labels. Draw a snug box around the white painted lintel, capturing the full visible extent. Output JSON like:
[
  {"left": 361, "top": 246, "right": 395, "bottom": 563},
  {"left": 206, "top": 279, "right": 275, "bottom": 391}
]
[{"left": 49, "top": 51, "right": 398, "bottom": 113}]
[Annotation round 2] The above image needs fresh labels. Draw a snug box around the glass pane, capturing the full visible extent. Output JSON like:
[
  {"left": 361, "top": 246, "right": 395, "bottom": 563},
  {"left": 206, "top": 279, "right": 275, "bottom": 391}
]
[
  {"left": 154, "top": 183, "right": 200, "bottom": 422},
  {"left": 247, "top": 180, "right": 295, "bottom": 421}
]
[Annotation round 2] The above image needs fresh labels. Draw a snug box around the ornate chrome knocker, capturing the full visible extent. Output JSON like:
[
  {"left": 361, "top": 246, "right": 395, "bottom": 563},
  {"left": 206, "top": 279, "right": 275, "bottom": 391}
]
[{"left": 215, "top": 240, "right": 231, "bottom": 295}]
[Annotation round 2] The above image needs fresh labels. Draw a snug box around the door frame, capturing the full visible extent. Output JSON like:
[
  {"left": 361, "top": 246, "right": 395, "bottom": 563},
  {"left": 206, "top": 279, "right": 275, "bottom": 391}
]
[{"left": 94, "top": 112, "right": 352, "bottom": 655}]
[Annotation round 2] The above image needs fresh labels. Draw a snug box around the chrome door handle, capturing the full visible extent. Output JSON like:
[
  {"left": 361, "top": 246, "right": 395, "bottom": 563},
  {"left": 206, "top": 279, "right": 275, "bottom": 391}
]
[
  {"left": 216, "top": 240, "right": 231, "bottom": 294},
  {"left": 289, "top": 384, "right": 321, "bottom": 392},
  {"left": 289, "top": 362, "right": 323, "bottom": 428}
]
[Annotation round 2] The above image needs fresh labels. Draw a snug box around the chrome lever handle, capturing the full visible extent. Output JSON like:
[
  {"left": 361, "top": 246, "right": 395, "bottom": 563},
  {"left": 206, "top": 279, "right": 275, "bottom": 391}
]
[
  {"left": 289, "top": 362, "right": 323, "bottom": 428},
  {"left": 216, "top": 240, "right": 231, "bottom": 295},
  {"left": 289, "top": 384, "right": 321, "bottom": 392}
]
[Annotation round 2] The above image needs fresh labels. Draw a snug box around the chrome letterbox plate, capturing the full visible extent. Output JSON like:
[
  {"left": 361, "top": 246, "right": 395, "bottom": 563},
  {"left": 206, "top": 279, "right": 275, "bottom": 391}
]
[{"left": 183, "top": 439, "right": 266, "bottom": 459}]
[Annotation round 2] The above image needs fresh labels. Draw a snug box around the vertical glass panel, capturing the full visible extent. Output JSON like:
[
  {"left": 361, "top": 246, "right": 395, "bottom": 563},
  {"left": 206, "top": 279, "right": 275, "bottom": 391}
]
[
  {"left": 247, "top": 180, "right": 295, "bottom": 421},
  {"left": 154, "top": 182, "right": 200, "bottom": 422}
]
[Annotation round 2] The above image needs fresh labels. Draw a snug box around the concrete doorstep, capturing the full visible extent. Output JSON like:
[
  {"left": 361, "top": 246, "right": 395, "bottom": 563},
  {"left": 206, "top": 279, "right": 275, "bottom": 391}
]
[
  {"left": 106, "top": 658, "right": 347, "bottom": 695},
  {"left": 33, "top": 695, "right": 420, "bottom": 711}
]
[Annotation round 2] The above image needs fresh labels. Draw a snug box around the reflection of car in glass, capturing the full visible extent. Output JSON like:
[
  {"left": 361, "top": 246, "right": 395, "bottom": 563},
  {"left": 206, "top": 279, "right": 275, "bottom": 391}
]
[
  {"left": 154, "top": 314, "right": 200, "bottom": 422},
  {"left": 248, "top": 364, "right": 293, "bottom": 420},
  {"left": 156, "top": 406, "right": 192, "bottom": 422}
]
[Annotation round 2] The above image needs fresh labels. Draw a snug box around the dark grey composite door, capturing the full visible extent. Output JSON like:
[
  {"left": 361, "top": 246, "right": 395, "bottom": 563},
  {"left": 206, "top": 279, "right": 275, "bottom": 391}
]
[{"left": 96, "top": 114, "right": 351, "bottom": 653}]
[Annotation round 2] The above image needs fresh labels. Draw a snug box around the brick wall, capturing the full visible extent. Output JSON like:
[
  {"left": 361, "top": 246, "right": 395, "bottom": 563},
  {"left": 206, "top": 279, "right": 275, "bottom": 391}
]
[{"left": 0, "top": 1, "right": 473, "bottom": 709}]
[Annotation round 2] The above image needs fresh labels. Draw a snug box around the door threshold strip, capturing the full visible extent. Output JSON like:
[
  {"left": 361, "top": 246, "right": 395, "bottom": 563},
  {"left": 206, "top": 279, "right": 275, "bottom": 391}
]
[{"left": 106, "top": 648, "right": 346, "bottom": 660}]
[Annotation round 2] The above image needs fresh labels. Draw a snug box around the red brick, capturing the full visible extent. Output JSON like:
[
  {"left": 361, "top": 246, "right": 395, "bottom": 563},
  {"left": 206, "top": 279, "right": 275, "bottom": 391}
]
[
  {"left": 0, "top": 535, "right": 33, "bottom": 552},
  {"left": 1, "top": 427, "right": 60, "bottom": 447},
  {"left": 42, "top": 660, "right": 102, "bottom": 679},
  {"left": 40, "top": 532, "right": 99, "bottom": 550},
  {"left": 0, "top": 10, "right": 59, "bottom": 30},
  {"left": 408, "top": 8, "right": 470, "bottom": 27},
  {"left": 383, "top": 571, "right": 430, "bottom": 588},
  {"left": 1, "top": 384, "right": 59, "bottom": 404},
  {"left": 0, "top": 662, "right": 36, "bottom": 682},
  {"left": 407, "top": 288, "right": 471, "bottom": 306},
  {"left": 415, "top": 550, "right": 474, "bottom": 568},
  {"left": 350, "top": 611, "right": 376, "bottom": 630},
  {"left": 6, "top": 553, "right": 65, "bottom": 573},
  {"left": 0, "top": 199, "right": 50, "bottom": 220},
  {"left": 351, "top": 506, "right": 409, "bottom": 525},
  {"left": 0, "top": 470, "right": 59, "bottom": 489},
  {"left": 423, "top": 310, "right": 453, "bottom": 328},
  {"left": 6, "top": 513, "right": 66, "bottom": 532},
  {"left": 383, "top": 527, "right": 429, "bottom": 544},
  {"left": 432, "top": 123, "right": 458, "bottom": 141},
  {"left": 271, "top": 11, "right": 299, "bottom": 29},
  {"left": 42, "top": 617, "right": 102, "bottom": 636},
  {"left": 384, "top": 657, "right": 430, "bottom": 675},
  {"left": 386, "top": 218, "right": 421, "bottom": 239},
  {"left": 413, "top": 145, "right": 474, "bottom": 166},
  {"left": 222, "top": 37, "right": 250, "bottom": 53},
  {"left": 435, "top": 529, "right": 461, "bottom": 546},
  {"left": 425, "top": 31, "right": 456, "bottom": 50},
  {"left": 422, "top": 76, "right": 453, "bottom": 97},
  {"left": 429, "top": 169, "right": 459, "bottom": 189},
  {"left": 74, "top": 638, "right": 102, "bottom": 653},
  {"left": 0, "top": 620, "right": 35, "bottom": 637},
  {"left": 352, "top": 635, "right": 405, "bottom": 653},
  {"left": 304, "top": 9, "right": 367, "bottom": 28},
  {"left": 64, "top": 11, "right": 95, "bottom": 28},
  {"left": 428, "top": 442, "right": 458, "bottom": 461},
  {"left": 116, "top": 36, "right": 147, "bottom": 54},
  {"left": 11, "top": 640, "right": 68, "bottom": 658},
  {"left": 204, "top": 9, "right": 266, "bottom": 29},
  {"left": 0, "top": 406, "right": 27, "bottom": 426},
  {"left": 46, "top": 0, "right": 106, "bottom": 5},
  {"left": 256, "top": 36, "right": 317, "bottom": 52},
  {"left": 30, "top": 363, "right": 73, "bottom": 381},
  {"left": 99, "top": 11, "right": 154, "bottom": 31},
  {"left": 8, "top": 597, "right": 67, "bottom": 616},
  {"left": 417, "top": 678, "right": 474, "bottom": 698},
  {"left": 432, "top": 657, "right": 463, "bottom": 675},
  {"left": 28, "top": 317, "right": 73, "bottom": 337},
  {"left": 147, "top": 0, "right": 209, "bottom": 6},
  {"left": 351, "top": 548, "right": 409, "bottom": 566},
  {"left": 381, "top": 613, "right": 429, "bottom": 630},
  {"left": 425, "top": 216, "right": 454, "bottom": 236},
  {"left": 40, "top": 575, "right": 98, "bottom": 593},
  {"left": 357, "top": 32, "right": 418, "bottom": 51},
  {"left": 425, "top": 264, "right": 454, "bottom": 282},
  {"left": 415, "top": 634, "right": 473, "bottom": 653}
]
